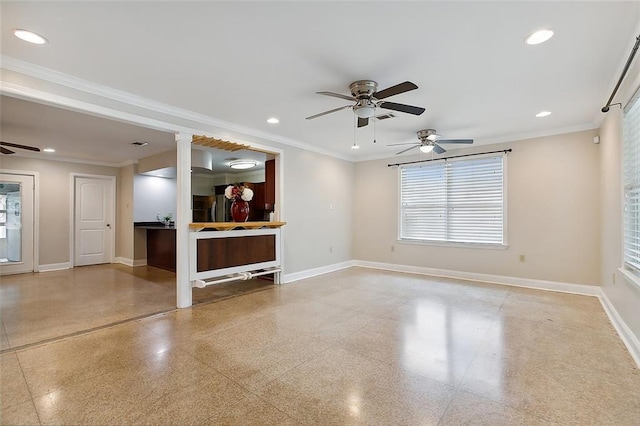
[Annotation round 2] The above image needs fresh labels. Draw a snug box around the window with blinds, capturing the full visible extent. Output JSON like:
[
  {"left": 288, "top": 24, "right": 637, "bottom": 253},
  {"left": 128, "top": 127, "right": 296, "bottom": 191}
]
[
  {"left": 399, "top": 155, "right": 505, "bottom": 245},
  {"left": 623, "top": 89, "right": 640, "bottom": 274}
]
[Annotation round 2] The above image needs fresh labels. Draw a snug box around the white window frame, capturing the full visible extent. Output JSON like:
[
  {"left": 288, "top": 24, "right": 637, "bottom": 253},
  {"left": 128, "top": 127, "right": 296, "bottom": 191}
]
[
  {"left": 622, "top": 86, "right": 640, "bottom": 283},
  {"left": 397, "top": 153, "right": 507, "bottom": 248},
  {"left": 0, "top": 194, "right": 6, "bottom": 239}
]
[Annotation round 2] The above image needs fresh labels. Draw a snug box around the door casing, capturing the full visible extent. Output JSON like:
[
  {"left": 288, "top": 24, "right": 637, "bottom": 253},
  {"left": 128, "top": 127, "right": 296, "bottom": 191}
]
[
  {"left": 0, "top": 171, "right": 38, "bottom": 275},
  {"left": 70, "top": 173, "right": 116, "bottom": 267}
]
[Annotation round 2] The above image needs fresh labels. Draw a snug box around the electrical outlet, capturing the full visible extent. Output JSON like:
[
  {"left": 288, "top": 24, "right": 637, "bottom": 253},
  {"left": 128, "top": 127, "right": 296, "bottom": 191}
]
[
  {"left": 613, "top": 273, "right": 616, "bottom": 285},
  {"left": 519, "top": 254, "right": 525, "bottom": 262},
  {"left": 329, "top": 246, "right": 333, "bottom": 253},
  {"left": 391, "top": 245, "right": 395, "bottom": 252}
]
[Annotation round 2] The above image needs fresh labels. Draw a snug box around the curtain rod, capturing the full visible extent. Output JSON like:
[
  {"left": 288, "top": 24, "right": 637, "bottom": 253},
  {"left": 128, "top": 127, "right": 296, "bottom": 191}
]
[
  {"left": 387, "top": 149, "right": 512, "bottom": 168},
  {"left": 602, "top": 34, "right": 640, "bottom": 113}
]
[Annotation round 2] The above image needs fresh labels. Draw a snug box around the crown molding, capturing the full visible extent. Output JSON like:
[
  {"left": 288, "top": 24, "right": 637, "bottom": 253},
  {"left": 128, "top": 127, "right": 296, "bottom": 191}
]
[
  {"left": 1, "top": 55, "right": 351, "bottom": 162},
  {"left": 2, "top": 149, "right": 134, "bottom": 169},
  {"left": 354, "top": 123, "right": 598, "bottom": 163}
]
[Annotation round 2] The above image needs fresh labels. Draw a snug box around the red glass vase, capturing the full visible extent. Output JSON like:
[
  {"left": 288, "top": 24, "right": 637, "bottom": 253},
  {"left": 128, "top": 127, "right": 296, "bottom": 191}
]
[{"left": 231, "top": 199, "right": 249, "bottom": 222}]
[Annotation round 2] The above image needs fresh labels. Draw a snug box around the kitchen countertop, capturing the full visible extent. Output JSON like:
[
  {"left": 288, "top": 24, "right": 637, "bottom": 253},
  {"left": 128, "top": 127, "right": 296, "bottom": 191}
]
[{"left": 134, "top": 222, "right": 175, "bottom": 229}]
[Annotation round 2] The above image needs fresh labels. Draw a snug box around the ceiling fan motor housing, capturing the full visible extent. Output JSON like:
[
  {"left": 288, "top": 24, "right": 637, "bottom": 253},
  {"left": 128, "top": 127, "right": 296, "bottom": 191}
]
[
  {"left": 350, "top": 80, "right": 378, "bottom": 118},
  {"left": 349, "top": 80, "right": 378, "bottom": 99},
  {"left": 417, "top": 129, "right": 438, "bottom": 141}
]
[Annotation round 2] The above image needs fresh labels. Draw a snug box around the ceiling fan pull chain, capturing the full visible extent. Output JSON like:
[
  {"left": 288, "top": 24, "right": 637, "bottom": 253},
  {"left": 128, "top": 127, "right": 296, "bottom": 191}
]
[
  {"left": 373, "top": 109, "right": 377, "bottom": 143},
  {"left": 353, "top": 112, "right": 356, "bottom": 147}
]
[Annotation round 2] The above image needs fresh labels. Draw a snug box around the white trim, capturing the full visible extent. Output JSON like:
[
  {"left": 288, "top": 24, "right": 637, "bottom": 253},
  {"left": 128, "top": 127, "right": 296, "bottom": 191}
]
[
  {"left": 38, "top": 262, "right": 72, "bottom": 272},
  {"left": 0, "top": 169, "right": 39, "bottom": 273},
  {"left": 3, "top": 149, "right": 138, "bottom": 169},
  {"left": 176, "top": 133, "right": 192, "bottom": 309},
  {"left": 115, "top": 257, "right": 147, "bottom": 267},
  {"left": 353, "top": 260, "right": 602, "bottom": 296},
  {"left": 397, "top": 239, "right": 509, "bottom": 250},
  {"left": 282, "top": 260, "right": 355, "bottom": 284},
  {"left": 189, "top": 228, "right": 282, "bottom": 281},
  {"left": 599, "top": 292, "right": 640, "bottom": 368},
  {"left": 397, "top": 154, "right": 507, "bottom": 246},
  {"left": 70, "top": 173, "right": 117, "bottom": 267},
  {"left": 1, "top": 81, "right": 190, "bottom": 135},
  {"left": 355, "top": 124, "right": 596, "bottom": 163},
  {"left": 1, "top": 56, "right": 351, "bottom": 162},
  {"left": 619, "top": 267, "right": 640, "bottom": 291}
]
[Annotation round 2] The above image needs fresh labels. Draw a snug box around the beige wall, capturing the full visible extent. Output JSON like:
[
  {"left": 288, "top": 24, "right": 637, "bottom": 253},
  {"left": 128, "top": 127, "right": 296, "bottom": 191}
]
[
  {"left": 1, "top": 156, "right": 120, "bottom": 266},
  {"left": 282, "top": 146, "right": 354, "bottom": 273},
  {"left": 599, "top": 58, "right": 640, "bottom": 340},
  {"left": 353, "top": 129, "right": 601, "bottom": 286}
]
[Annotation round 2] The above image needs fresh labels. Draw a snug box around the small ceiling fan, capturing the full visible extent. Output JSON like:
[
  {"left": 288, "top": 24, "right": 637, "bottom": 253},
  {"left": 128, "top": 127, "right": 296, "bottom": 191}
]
[
  {"left": 388, "top": 129, "right": 474, "bottom": 155},
  {"left": 0, "top": 141, "right": 41, "bottom": 155},
  {"left": 306, "top": 80, "right": 426, "bottom": 128}
]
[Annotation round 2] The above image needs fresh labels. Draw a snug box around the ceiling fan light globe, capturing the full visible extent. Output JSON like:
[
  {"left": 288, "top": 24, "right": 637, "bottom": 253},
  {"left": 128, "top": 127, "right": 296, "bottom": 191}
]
[
  {"left": 419, "top": 145, "right": 434, "bottom": 153},
  {"left": 353, "top": 105, "right": 375, "bottom": 118}
]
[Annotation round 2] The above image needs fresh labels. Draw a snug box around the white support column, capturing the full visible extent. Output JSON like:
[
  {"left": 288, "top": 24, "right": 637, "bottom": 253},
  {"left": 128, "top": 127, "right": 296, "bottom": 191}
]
[{"left": 176, "top": 132, "right": 192, "bottom": 308}]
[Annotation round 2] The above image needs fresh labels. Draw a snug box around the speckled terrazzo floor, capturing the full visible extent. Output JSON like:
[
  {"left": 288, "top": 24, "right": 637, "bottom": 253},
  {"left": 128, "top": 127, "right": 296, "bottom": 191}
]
[
  {"left": 1, "top": 267, "right": 638, "bottom": 425},
  {"left": 0, "top": 264, "right": 273, "bottom": 351}
]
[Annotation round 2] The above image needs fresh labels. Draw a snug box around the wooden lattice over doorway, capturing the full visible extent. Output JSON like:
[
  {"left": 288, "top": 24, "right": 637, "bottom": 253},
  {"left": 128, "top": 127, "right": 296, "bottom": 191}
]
[{"left": 192, "top": 135, "right": 250, "bottom": 151}]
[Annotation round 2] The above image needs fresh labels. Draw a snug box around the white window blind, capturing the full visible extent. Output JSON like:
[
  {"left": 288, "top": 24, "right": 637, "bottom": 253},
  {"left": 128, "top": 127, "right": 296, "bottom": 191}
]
[
  {"left": 623, "top": 89, "right": 640, "bottom": 273},
  {"left": 400, "top": 155, "right": 505, "bottom": 245}
]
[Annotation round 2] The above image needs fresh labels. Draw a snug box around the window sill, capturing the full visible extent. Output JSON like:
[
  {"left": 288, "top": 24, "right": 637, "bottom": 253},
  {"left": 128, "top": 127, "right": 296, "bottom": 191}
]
[
  {"left": 397, "top": 238, "right": 509, "bottom": 250},
  {"left": 618, "top": 267, "right": 640, "bottom": 291}
]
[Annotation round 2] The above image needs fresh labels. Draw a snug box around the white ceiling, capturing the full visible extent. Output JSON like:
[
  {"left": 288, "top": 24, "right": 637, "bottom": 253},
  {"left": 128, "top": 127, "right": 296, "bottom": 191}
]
[
  {"left": 0, "top": 95, "right": 176, "bottom": 164},
  {"left": 1, "top": 1, "right": 639, "bottom": 162}
]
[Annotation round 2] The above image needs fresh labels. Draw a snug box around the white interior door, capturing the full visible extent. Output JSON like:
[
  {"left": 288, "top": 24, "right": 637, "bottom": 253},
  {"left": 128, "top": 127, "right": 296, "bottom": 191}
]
[
  {"left": 74, "top": 176, "right": 114, "bottom": 266},
  {"left": 0, "top": 174, "right": 34, "bottom": 275}
]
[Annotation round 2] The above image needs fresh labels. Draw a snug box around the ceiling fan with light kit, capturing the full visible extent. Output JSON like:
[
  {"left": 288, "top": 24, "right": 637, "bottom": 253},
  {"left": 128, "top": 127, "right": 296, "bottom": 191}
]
[
  {"left": 0, "top": 141, "right": 41, "bottom": 155},
  {"left": 305, "top": 80, "right": 426, "bottom": 127},
  {"left": 388, "top": 129, "right": 474, "bottom": 155}
]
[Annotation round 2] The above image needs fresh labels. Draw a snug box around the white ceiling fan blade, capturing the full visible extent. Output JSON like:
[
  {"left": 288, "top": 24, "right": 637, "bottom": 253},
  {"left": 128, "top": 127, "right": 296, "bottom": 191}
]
[
  {"left": 305, "top": 105, "right": 352, "bottom": 120},
  {"left": 387, "top": 142, "right": 419, "bottom": 146},
  {"left": 316, "top": 91, "right": 356, "bottom": 101},
  {"left": 437, "top": 139, "right": 474, "bottom": 144},
  {"left": 395, "top": 145, "right": 420, "bottom": 155}
]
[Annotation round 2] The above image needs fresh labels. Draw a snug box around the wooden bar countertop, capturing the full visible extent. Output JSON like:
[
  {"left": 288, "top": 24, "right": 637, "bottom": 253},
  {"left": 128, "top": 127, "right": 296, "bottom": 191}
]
[{"left": 189, "top": 221, "right": 286, "bottom": 231}]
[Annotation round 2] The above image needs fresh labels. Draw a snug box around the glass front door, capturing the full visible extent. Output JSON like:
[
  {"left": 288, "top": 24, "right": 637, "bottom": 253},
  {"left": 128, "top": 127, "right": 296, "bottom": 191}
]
[{"left": 0, "top": 174, "right": 34, "bottom": 274}]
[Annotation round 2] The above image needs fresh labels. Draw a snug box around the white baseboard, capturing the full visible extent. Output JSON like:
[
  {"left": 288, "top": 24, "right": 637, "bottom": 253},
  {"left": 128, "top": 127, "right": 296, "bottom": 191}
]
[
  {"left": 282, "top": 260, "right": 355, "bottom": 284},
  {"left": 38, "top": 262, "right": 72, "bottom": 272},
  {"left": 115, "top": 257, "right": 147, "bottom": 267},
  {"left": 354, "top": 260, "right": 602, "bottom": 296},
  {"left": 598, "top": 294, "right": 640, "bottom": 368}
]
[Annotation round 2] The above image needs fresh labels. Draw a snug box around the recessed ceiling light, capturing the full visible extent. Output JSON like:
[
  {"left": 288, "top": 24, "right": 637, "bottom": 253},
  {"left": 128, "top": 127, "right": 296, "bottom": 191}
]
[
  {"left": 267, "top": 117, "right": 279, "bottom": 124},
  {"left": 526, "top": 29, "right": 554, "bottom": 45},
  {"left": 229, "top": 160, "right": 257, "bottom": 170},
  {"left": 13, "top": 29, "right": 48, "bottom": 45},
  {"left": 43, "top": 148, "right": 55, "bottom": 153},
  {"left": 536, "top": 111, "right": 552, "bottom": 118}
]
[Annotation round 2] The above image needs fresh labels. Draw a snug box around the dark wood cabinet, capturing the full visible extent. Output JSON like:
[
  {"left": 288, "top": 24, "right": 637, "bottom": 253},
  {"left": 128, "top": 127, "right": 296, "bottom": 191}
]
[
  {"left": 265, "top": 159, "right": 275, "bottom": 206},
  {"left": 196, "top": 234, "right": 276, "bottom": 271},
  {"left": 146, "top": 228, "right": 176, "bottom": 272}
]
